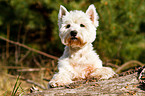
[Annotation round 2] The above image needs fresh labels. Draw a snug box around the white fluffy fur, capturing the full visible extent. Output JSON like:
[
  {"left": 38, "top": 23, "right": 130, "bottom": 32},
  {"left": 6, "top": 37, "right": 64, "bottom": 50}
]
[{"left": 49, "top": 4, "right": 115, "bottom": 87}]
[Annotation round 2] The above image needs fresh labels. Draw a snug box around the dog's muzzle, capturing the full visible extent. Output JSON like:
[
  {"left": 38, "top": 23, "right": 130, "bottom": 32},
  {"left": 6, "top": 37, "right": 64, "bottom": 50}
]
[{"left": 64, "top": 30, "right": 86, "bottom": 47}]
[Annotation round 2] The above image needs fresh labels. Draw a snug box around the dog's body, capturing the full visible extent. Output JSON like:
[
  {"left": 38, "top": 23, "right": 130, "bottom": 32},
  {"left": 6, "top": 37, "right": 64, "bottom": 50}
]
[{"left": 49, "top": 4, "right": 115, "bottom": 87}]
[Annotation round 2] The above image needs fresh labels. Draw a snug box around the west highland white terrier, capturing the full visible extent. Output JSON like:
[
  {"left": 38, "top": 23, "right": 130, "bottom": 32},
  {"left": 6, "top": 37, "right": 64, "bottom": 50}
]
[{"left": 49, "top": 4, "right": 115, "bottom": 87}]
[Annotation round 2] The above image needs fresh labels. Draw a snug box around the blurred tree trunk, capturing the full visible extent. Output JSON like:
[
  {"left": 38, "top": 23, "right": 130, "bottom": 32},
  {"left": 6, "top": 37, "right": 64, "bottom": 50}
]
[{"left": 6, "top": 23, "right": 10, "bottom": 59}]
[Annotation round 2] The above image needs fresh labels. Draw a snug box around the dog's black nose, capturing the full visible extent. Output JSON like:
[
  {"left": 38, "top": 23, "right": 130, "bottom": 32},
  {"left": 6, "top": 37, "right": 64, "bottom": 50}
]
[{"left": 70, "top": 31, "right": 77, "bottom": 37}]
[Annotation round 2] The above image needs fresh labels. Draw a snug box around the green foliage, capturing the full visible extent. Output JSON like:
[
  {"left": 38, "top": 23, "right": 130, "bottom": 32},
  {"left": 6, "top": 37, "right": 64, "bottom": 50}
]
[
  {"left": 94, "top": 0, "right": 145, "bottom": 63},
  {"left": 0, "top": 0, "right": 145, "bottom": 64}
]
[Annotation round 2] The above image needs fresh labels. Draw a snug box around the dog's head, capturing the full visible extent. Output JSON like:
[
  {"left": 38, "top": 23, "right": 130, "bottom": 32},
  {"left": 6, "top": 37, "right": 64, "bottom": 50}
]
[{"left": 58, "top": 4, "right": 99, "bottom": 48}]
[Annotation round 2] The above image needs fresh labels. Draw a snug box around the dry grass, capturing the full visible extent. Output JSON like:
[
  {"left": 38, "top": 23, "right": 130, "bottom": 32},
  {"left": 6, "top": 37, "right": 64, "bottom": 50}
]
[
  {"left": 0, "top": 71, "right": 30, "bottom": 95},
  {"left": 0, "top": 70, "right": 55, "bottom": 96},
  {"left": 0, "top": 63, "right": 56, "bottom": 96}
]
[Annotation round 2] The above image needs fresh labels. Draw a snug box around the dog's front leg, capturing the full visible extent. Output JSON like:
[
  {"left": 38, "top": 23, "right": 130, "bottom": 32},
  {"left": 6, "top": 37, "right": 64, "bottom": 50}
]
[
  {"left": 49, "top": 70, "right": 73, "bottom": 87},
  {"left": 49, "top": 60, "right": 74, "bottom": 87}
]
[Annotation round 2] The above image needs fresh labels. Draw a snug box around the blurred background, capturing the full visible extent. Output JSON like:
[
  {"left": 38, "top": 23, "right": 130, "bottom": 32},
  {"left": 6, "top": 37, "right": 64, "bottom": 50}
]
[{"left": 0, "top": 0, "right": 145, "bottom": 95}]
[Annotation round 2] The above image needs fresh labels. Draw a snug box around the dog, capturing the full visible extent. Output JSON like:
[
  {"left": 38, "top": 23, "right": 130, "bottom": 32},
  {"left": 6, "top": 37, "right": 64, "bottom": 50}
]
[{"left": 49, "top": 4, "right": 115, "bottom": 87}]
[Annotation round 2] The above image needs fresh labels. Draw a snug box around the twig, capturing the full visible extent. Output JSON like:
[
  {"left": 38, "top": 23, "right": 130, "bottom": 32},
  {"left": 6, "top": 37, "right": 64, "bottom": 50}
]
[
  {"left": 18, "top": 50, "right": 31, "bottom": 63},
  {"left": 115, "top": 60, "right": 144, "bottom": 73},
  {"left": 0, "top": 66, "right": 29, "bottom": 69},
  {"left": 104, "top": 63, "right": 119, "bottom": 68},
  {"left": 17, "top": 68, "right": 46, "bottom": 72},
  {"left": 33, "top": 54, "right": 42, "bottom": 67},
  {"left": 22, "top": 78, "right": 46, "bottom": 90},
  {"left": 0, "top": 36, "right": 58, "bottom": 60},
  {"left": 0, "top": 66, "right": 46, "bottom": 71}
]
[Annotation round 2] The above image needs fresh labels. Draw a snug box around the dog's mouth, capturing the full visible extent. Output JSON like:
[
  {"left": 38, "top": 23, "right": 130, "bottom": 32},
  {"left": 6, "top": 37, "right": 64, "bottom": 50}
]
[
  {"left": 65, "top": 36, "right": 86, "bottom": 47},
  {"left": 71, "top": 36, "right": 78, "bottom": 40}
]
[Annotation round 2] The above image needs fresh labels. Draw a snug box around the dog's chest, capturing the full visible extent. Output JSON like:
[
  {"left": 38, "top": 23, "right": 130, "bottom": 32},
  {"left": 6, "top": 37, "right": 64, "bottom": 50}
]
[
  {"left": 69, "top": 52, "right": 88, "bottom": 66},
  {"left": 69, "top": 54, "right": 95, "bottom": 78}
]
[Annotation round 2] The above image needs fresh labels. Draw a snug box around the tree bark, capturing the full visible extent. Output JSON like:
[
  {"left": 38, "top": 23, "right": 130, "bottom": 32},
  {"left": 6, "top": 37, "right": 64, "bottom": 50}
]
[{"left": 23, "top": 72, "right": 145, "bottom": 96}]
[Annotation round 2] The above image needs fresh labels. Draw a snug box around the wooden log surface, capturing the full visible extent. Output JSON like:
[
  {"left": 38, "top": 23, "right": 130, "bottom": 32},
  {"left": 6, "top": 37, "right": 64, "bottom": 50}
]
[{"left": 23, "top": 72, "right": 145, "bottom": 96}]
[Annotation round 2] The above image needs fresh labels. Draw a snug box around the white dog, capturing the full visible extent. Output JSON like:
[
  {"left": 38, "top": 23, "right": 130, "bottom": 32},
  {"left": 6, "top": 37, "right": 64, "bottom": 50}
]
[{"left": 49, "top": 4, "right": 115, "bottom": 87}]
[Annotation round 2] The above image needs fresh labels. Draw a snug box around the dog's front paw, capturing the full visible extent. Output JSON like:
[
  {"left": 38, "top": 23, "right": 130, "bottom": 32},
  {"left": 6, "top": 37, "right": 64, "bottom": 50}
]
[
  {"left": 48, "top": 80, "right": 59, "bottom": 88},
  {"left": 49, "top": 78, "right": 73, "bottom": 88},
  {"left": 99, "top": 67, "right": 115, "bottom": 79},
  {"left": 91, "top": 67, "right": 115, "bottom": 80}
]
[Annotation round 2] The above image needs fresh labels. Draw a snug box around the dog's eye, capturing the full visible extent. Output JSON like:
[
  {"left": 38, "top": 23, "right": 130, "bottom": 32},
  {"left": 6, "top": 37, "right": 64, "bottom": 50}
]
[
  {"left": 80, "top": 24, "right": 85, "bottom": 27},
  {"left": 66, "top": 24, "right": 70, "bottom": 28}
]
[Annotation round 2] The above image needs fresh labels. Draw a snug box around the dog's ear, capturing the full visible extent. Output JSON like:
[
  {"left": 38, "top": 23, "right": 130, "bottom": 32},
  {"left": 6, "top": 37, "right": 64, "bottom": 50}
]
[
  {"left": 58, "top": 5, "right": 68, "bottom": 20},
  {"left": 86, "top": 4, "right": 99, "bottom": 27}
]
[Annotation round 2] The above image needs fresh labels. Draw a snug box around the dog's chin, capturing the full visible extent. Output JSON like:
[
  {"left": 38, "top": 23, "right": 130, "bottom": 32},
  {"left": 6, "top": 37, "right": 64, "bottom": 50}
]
[{"left": 65, "top": 37, "right": 86, "bottom": 47}]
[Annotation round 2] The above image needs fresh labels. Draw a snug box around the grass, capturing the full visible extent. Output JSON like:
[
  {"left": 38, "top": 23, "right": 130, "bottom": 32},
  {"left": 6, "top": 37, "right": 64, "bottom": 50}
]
[
  {"left": 0, "top": 69, "right": 51, "bottom": 96},
  {"left": 0, "top": 56, "right": 56, "bottom": 95},
  {"left": 11, "top": 75, "right": 21, "bottom": 96}
]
